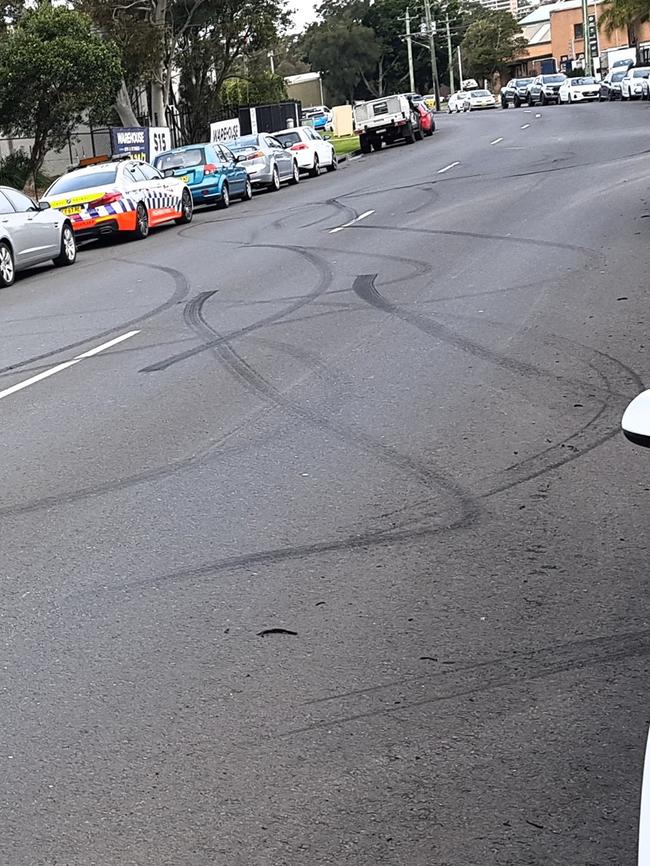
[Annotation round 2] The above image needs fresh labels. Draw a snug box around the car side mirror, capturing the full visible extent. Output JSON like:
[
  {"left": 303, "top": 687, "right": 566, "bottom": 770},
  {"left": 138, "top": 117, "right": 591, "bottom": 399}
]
[
  {"left": 37, "top": 200, "right": 50, "bottom": 210},
  {"left": 162, "top": 168, "right": 175, "bottom": 178},
  {"left": 622, "top": 390, "right": 650, "bottom": 447}
]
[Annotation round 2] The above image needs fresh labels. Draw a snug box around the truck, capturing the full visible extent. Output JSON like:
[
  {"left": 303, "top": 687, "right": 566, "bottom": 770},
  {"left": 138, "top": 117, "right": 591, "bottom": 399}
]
[
  {"left": 603, "top": 46, "right": 637, "bottom": 72},
  {"left": 353, "top": 95, "right": 420, "bottom": 153}
]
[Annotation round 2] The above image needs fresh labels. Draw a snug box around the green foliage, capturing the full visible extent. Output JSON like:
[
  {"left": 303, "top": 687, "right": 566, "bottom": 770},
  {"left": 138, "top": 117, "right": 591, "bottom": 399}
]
[
  {"left": 0, "top": 149, "right": 50, "bottom": 192},
  {"left": 460, "top": 10, "right": 527, "bottom": 83},
  {"left": 599, "top": 0, "right": 650, "bottom": 33},
  {"left": 0, "top": 6, "right": 122, "bottom": 175}
]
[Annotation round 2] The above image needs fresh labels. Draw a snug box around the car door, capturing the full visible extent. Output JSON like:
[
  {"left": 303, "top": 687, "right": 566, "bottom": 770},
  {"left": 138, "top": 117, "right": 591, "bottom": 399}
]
[
  {"left": 309, "top": 129, "right": 332, "bottom": 165},
  {"left": 217, "top": 144, "right": 244, "bottom": 194},
  {"left": 266, "top": 135, "right": 292, "bottom": 178},
  {"left": 1, "top": 187, "right": 58, "bottom": 264},
  {"left": 130, "top": 161, "right": 178, "bottom": 224}
]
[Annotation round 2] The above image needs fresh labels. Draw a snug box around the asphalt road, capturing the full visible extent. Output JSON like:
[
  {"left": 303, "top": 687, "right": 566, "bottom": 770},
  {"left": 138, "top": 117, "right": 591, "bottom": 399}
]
[{"left": 2, "top": 101, "right": 650, "bottom": 866}]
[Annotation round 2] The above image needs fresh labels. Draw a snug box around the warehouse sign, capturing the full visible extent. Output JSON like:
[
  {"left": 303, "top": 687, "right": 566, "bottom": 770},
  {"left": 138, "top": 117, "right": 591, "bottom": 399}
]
[
  {"left": 110, "top": 127, "right": 172, "bottom": 161},
  {"left": 210, "top": 118, "right": 241, "bottom": 144}
]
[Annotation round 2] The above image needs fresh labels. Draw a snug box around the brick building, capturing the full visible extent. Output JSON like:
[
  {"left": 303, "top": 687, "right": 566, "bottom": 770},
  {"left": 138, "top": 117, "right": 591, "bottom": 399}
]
[{"left": 511, "top": 0, "right": 650, "bottom": 76}]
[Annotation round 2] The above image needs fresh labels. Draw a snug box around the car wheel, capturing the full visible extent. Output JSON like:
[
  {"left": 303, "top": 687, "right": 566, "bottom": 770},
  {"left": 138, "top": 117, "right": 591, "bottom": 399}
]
[
  {"left": 241, "top": 177, "right": 253, "bottom": 200},
  {"left": 514, "top": 96, "right": 521, "bottom": 108},
  {"left": 372, "top": 140, "right": 383, "bottom": 151},
  {"left": 289, "top": 160, "right": 300, "bottom": 185},
  {"left": 53, "top": 223, "right": 76, "bottom": 267},
  {"left": 0, "top": 241, "right": 15, "bottom": 287},
  {"left": 501, "top": 96, "right": 508, "bottom": 108},
  {"left": 309, "top": 155, "right": 320, "bottom": 178},
  {"left": 133, "top": 202, "right": 149, "bottom": 239},
  {"left": 415, "top": 125, "right": 424, "bottom": 141},
  {"left": 539, "top": 92, "right": 546, "bottom": 105},
  {"left": 326, "top": 153, "right": 338, "bottom": 172},
  {"left": 218, "top": 183, "right": 230, "bottom": 209},
  {"left": 404, "top": 122, "right": 416, "bottom": 143},
  {"left": 267, "top": 165, "right": 280, "bottom": 191},
  {"left": 175, "top": 188, "right": 193, "bottom": 224}
]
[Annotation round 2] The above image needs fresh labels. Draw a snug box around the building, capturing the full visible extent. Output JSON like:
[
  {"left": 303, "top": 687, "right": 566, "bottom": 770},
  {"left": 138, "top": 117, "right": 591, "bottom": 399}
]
[
  {"left": 511, "top": 0, "right": 650, "bottom": 76},
  {"left": 477, "top": 0, "right": 519, "bottom": 15}
]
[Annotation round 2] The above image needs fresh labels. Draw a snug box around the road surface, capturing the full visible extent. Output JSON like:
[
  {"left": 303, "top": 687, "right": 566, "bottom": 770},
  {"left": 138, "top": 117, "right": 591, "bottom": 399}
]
[{"left": 2, "top": 103, "right": 650, "bottom": 866}]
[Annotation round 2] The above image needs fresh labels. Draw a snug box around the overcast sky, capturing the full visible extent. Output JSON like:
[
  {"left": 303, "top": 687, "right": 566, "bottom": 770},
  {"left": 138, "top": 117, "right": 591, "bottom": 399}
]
[{"left": 290, "top": 0, "right": 318, "bottom": 31}]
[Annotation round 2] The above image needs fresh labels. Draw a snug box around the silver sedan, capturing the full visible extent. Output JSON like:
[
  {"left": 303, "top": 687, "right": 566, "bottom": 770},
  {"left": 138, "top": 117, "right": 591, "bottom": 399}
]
[
  {"left": 224, "top": 134, "right": 300, "bottom": 191},
  {"left": 0, "top": 185, "right": 76, "bottom": 287}
]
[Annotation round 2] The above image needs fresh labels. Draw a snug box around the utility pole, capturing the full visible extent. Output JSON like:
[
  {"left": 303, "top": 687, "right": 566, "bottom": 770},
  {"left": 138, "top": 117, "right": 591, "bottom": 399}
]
[
  {"left": 446, "top": 12, "right": 455, "bottom": 94},
  {"left": 423, "top": 0, "right": 440, "bottom": 111},
  {"left": 405, "top": 8, "right": 416, "bottom": 94},
  {"left": 457, "top": 45, "right": 464, "bottom": 87},
  {"left": 581, "top": 0, "right": 592, "bottom": 74}
]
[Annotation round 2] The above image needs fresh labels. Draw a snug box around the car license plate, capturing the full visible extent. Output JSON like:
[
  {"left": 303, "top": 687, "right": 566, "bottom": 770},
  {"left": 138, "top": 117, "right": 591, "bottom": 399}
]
[{"left": 61, "top": 205, "right": 81, "bottom": 215}]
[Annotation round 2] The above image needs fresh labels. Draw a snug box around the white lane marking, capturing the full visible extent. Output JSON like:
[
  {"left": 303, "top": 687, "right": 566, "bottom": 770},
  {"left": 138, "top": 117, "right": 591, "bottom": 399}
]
[
  {"left": 535, "top": 113, "right": 541, "bottom": 118},
  {"left": 490, "top": 137, "right": 504, "bottom": 145},
  {"left": 329, "top": 209, "right": 375, "bottom": 234},
  {"left": 0, "top": 330, "right": 140, "bottom": 402},
  {"left": 521, "top": 123, "right": 530, "bottom": 129},
  {"left": 437, "top": 161, "right": 460, "bottom": 174},
  {"left": 523, "top": 109, "right": 532, "bottom": 113},
  {"left": 639, "top": 727, "right": 650, "bottom": 864}
]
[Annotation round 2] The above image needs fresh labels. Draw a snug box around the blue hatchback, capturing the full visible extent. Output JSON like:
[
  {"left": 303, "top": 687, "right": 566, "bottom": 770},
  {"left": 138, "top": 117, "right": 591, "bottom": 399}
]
[{"left": 153, "top": 143, "right": 252, "bottom": 209}]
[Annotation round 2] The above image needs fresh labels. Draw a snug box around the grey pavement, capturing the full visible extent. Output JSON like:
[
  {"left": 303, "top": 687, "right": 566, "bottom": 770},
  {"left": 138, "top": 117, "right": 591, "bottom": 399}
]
[{"left": 2, "top": 102, "right": 650, "bottom": 866}]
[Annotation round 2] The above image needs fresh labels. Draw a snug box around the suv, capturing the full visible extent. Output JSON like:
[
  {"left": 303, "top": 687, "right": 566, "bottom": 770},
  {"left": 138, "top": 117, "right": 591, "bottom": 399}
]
[
  {"left": 501, "top": 77, "right": 534, "bottom": 108},
  {"left": 621, "top": 67, "right": 650, "bottom": 99},
  {"left": 527, "top": 73, "right": 567, "bottom": 105}
]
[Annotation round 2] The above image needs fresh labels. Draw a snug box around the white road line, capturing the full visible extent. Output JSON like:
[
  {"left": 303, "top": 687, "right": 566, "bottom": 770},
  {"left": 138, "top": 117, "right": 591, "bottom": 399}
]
[
  {"left": 437, "top": 161, "right": 460, "bottom": 174},
  {"left": 329, "top": 210, "right": 375, "bottom": 234},
  {"left": 535, "top": 113, "right": 541, "bottom": 118},
  {"left": 520, "top": 123, "right": 531, "bottom": 129},
  {"left": 0, "top": 330, "right": 140, "bottom": 402},
  {"left": 490, "top": 137, "right": 504, "bottom": 145}
]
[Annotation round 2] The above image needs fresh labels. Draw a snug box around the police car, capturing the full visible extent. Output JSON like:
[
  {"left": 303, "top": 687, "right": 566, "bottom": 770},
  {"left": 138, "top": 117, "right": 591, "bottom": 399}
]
[{"left": 42, "top": 159, "right": 193, "bottom": 240}]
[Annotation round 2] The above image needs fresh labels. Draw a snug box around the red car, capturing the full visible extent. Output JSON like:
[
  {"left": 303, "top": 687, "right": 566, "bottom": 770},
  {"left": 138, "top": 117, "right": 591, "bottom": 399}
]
[{"left": 415, "top": 102, "right": 435, "bottom": 137}]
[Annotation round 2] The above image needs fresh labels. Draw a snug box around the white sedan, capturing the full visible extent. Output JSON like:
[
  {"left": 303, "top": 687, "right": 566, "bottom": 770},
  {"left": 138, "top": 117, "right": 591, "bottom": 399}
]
[
  {"left": 447, "top": 91, "right": 470, "bottom": 113},
  {"left": 621, "top": 67, "right": 650, "bottom": 99},
  {"left": 273, "top": 126, "right": 338, "bottom": 176},
  {"left": 467, "top": 89, "right": 497, "bottom": 110},
  {"left": 559, "top": 76, "right": 600, "bottom": 103}
]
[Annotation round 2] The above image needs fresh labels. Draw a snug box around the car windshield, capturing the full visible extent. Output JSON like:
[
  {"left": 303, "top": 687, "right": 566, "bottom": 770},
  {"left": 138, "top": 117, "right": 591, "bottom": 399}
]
[
  {"left": 47, "top": 167, "right": 118, "bottom": 194},
  {"left": 542, "top": 75, "right": 565, "bottom": 83},
  {"left": 632, "top": 69, "right": 650, "bottom": 77},
  {"left": 226, "top": 136, "right": 261, "bottom": 153},
  {"left": 154, "top": 149, "right": 205, "bottom": 171},
  {"left": 612, "top": 71, "right": 626, "bottom": 81},
  {"left": 573, "top": 77, "right": 596, "bottom": 85},
  {"left": 274, "top": 132, "right": 301, "bottom": 147},
  {"left": 515, "top": 78, "right": 533, "bottom": 86},
  {"left": 471, "top": 90, "right": 490, "bottom": 97}
]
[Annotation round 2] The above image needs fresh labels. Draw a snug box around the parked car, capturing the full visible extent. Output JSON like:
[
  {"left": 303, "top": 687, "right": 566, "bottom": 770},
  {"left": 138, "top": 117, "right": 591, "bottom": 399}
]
[
  {"left": 599, "top": 69, "right": 627, "bottom": 100},
  {"left": 273, "top": 126, "right": 338, "bottom": 176},
  {"left": 0, "top": 185, "right": 76, "bottom": 287},
  {"left": 467, "top": 89, "right": 497, "bottom": 110},
  {"left": 558, "top": 76, "right": 600, "bottom": 103},
  {"left": 501, "top": 77, "right": 534, "bottom": 108},
  {"left": 413, "top": 102, "right": 436, "bottom": 135},
  {"left": 621, "top": 66, "right": 650, "bottom": 99},
  {"left": 527, "top": 73, "right": 567, "bottom": 105},
  {"left": 224, "top": 134, "right": 300, "bottom": 190},
  {"left": 42, "top": 160, "right": 192, "bottom": 240},
  {"left": 153, "top": 143, "right": 251, "bottom": 209},
  {"left": 447, "top": 91, "right": 470, "bottom": 113},
  {"left": 302, "top": 105, "right": 332, "bottom": 130},
  {"left": 612, "top": 57, "right": 635, "bottom": 70}
]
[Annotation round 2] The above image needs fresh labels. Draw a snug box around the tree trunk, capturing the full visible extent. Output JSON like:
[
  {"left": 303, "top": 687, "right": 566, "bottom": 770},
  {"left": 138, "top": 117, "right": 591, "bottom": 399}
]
[
  {"left": 152, "top": 0, "right": 169, "bottom": 126},
  {"left": 114, "top": 80, "right": 139, "bottom": 127}
]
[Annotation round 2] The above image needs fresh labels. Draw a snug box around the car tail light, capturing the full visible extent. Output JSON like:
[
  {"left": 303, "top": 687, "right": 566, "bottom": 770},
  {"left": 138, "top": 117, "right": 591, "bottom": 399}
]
[
  {"left": 245, "top": 150, "right": 264, "bottom": 160},
  {"left": 88, "top": 191, "right": 122, "bottom": 208},
  {"left": 291, "top": 143, "right": 309, "bottom": 150},
  {"left": 204, "top": 163, "right": 218, "bottom": 175}
]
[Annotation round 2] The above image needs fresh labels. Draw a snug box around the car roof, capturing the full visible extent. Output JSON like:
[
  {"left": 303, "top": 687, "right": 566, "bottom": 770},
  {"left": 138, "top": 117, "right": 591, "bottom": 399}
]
[{"left": 275, "top": 127, "right": 308, "bottom": 134}]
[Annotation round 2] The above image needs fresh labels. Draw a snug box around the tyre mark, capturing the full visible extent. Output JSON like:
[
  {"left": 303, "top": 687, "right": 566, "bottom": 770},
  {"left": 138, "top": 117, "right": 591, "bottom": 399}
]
[
  {"left": 0, "top": 261, "right": 190, "bottom": 378},
  {"left": 184, "top": 289, "right": 478, "bottom": 524},
  {"left": 141, "top": 246, "right": 334, "bottom": 373}
]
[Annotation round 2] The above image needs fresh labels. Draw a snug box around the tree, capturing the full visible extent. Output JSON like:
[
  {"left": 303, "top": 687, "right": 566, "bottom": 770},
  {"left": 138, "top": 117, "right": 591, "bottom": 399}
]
[
  {"left": 460, "top": 10, "right": 527, "bottom": 84},
  {"left": 0, "top": 6, "right": 121, "bottom": 178},
  {"left": 600, "top": 0, "right": 650, "bottom": 35}
]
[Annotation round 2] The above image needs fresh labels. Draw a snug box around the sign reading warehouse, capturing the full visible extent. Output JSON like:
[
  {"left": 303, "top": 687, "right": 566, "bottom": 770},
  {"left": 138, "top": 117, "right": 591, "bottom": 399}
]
[
  {"left": 210, "top": 118, "right": 240, "bottom": 144},
  {"left": 110, "top": 127, "right": 172, "bottom": 161}
]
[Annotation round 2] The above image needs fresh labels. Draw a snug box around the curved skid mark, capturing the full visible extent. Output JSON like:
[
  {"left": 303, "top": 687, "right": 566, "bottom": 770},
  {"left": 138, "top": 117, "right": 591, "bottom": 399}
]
[
  {"left": 141, "top": 246, "right": 334, "bottom": 372},
  {"left": 0, "top": 261, "right": 190, "bottom": 378}
]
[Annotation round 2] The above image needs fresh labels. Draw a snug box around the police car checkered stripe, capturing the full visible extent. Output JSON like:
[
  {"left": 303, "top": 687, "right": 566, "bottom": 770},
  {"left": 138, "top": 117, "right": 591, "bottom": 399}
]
[{"left": 145, "top": 191, "right": 182, "bottom": 211}]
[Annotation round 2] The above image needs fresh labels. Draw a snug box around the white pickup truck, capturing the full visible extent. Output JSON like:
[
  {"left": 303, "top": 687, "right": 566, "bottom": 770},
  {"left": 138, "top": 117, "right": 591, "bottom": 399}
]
[{"left": 353, "top": 95, "right": 420, "bottom": 153}]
